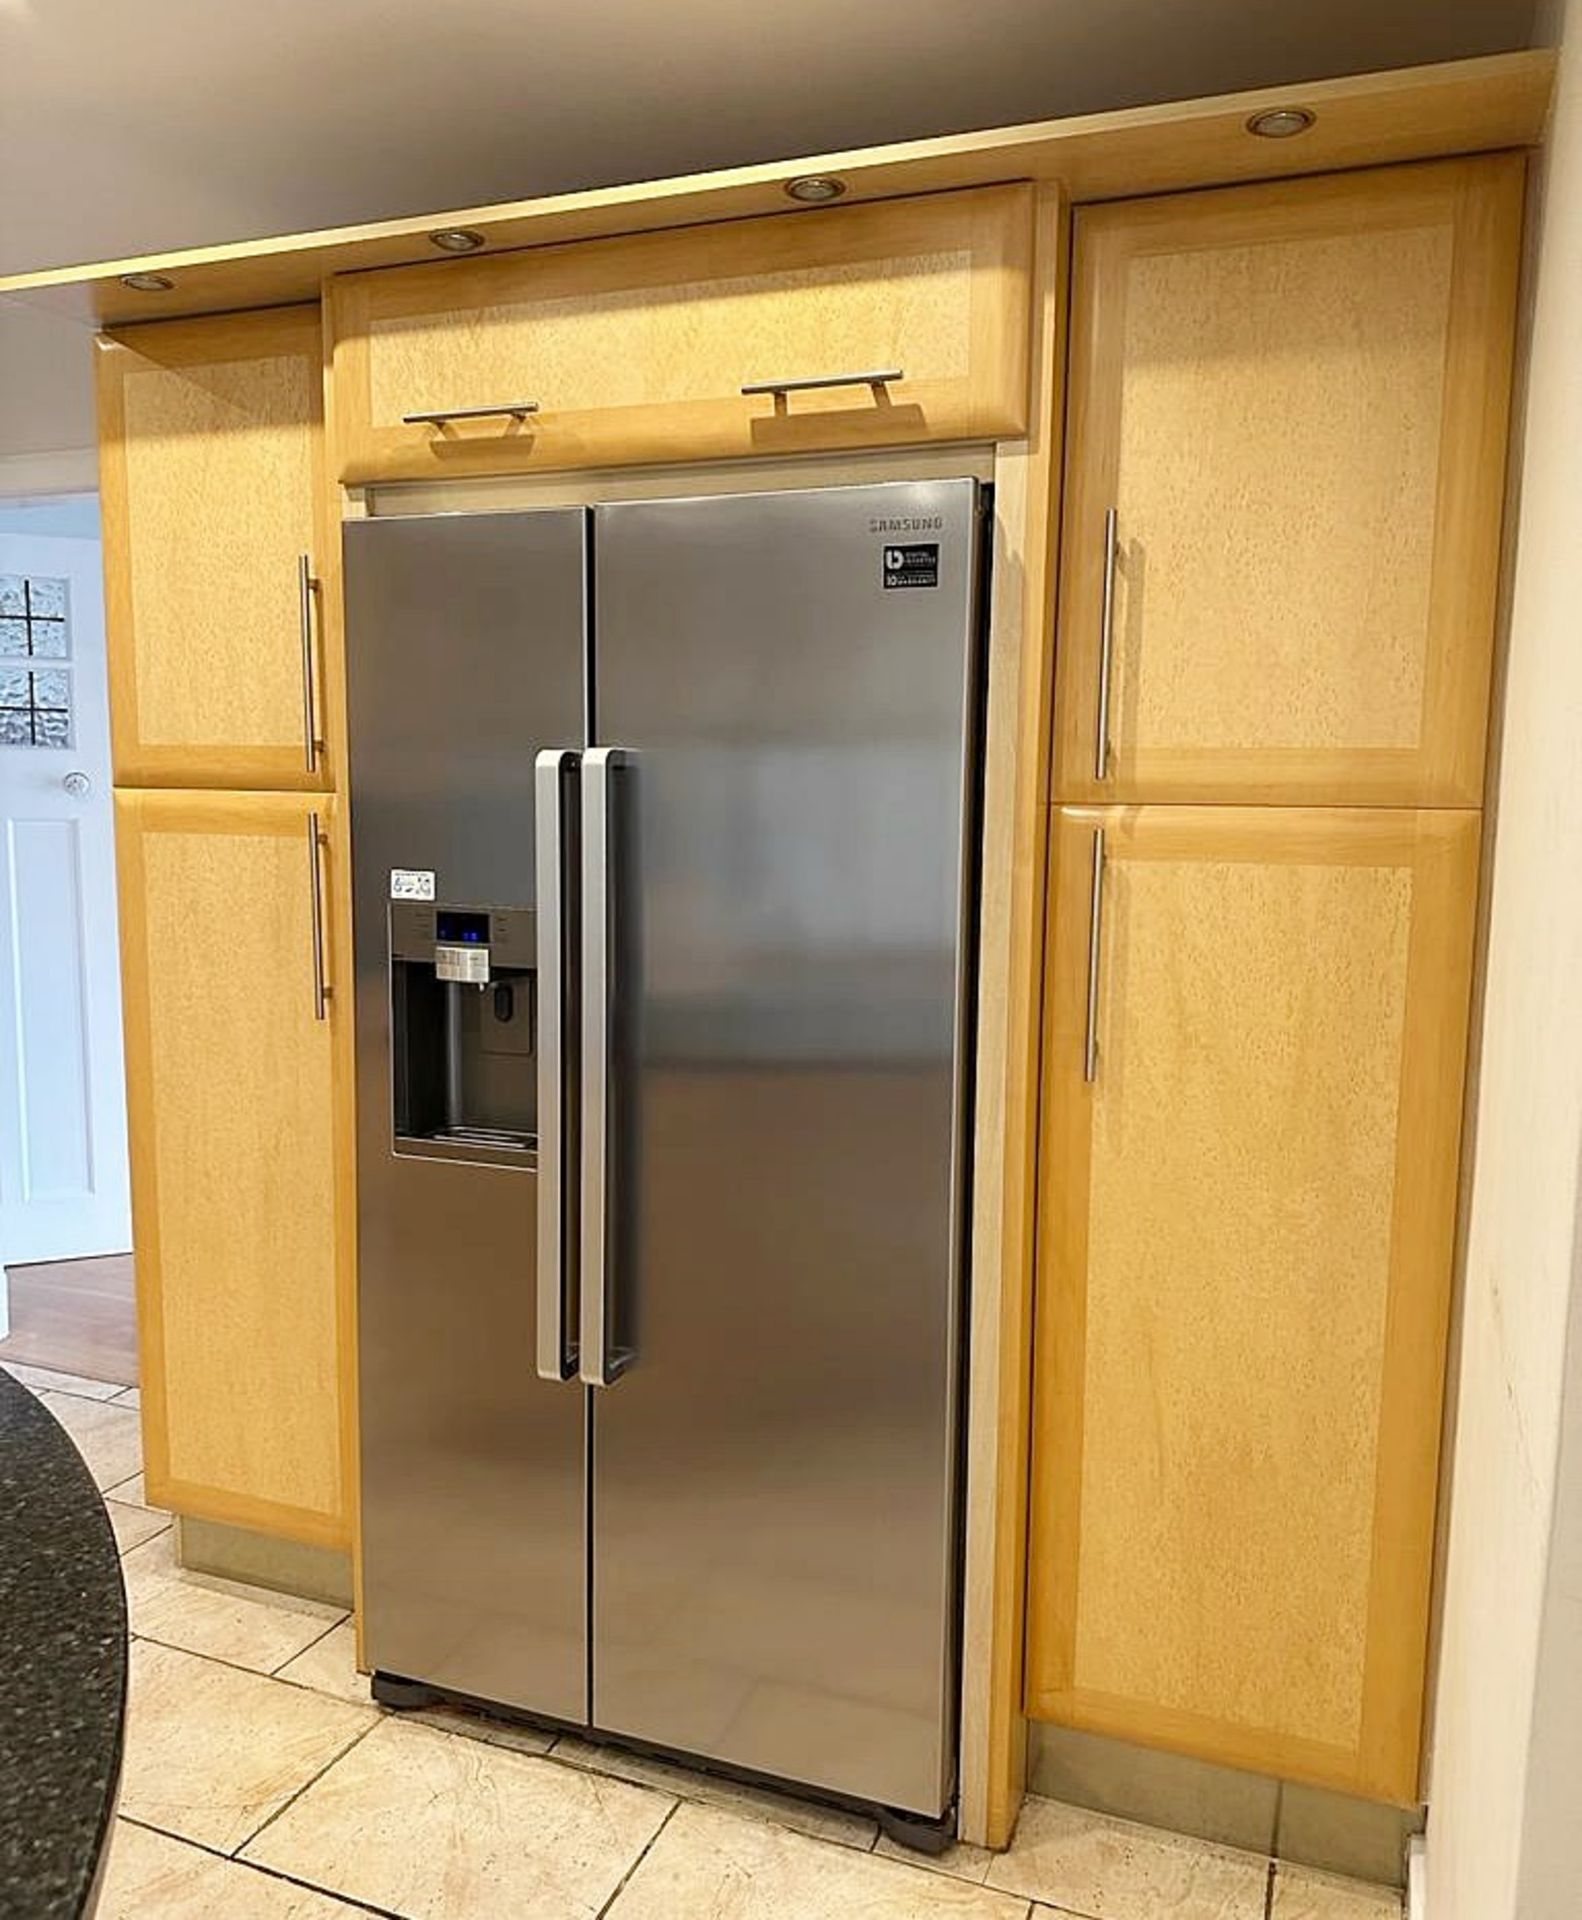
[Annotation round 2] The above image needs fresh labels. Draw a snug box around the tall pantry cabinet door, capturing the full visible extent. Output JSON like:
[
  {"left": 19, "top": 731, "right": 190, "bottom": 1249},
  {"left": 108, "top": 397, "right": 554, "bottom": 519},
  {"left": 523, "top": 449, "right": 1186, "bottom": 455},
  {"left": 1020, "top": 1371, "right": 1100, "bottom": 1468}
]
[
  {"left": 1025, "top": 806, "right": 1479, "bottom": 1802},
  {"left": 115, "top": 790, "right": 351, "bottom": 1547},
  {"left": 1051, "top": 155, "right": 1522, "bottom": 807},
  {"left": 97, "top": 306, "right": 337, "bottom": 789}
]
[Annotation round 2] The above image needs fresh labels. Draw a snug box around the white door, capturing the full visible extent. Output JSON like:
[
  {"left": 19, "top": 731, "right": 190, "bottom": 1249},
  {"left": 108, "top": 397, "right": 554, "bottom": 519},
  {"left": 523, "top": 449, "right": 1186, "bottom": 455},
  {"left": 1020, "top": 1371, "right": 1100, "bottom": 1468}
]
[{"left": 0, "top": 521, "right": 131, "bottom": 1270}]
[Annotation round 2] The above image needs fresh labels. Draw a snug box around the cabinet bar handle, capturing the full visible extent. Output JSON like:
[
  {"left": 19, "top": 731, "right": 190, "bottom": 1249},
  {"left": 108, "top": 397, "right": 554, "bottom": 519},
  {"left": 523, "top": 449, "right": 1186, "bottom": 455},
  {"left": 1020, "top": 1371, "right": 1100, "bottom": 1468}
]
[
  {"left": 1094, "top": 507, "right": 1119, "bottom": 781},
  {"left": 298, "top": 554, "right": 322, "bottom": 774},
  {"left": 1084, "top": 827, "right": 1105, "bottom": 1084},
  {"left": 740, "top": 368, "right": 903, "bottom": 399},
  {"left": 307, "top": 812, "right": 331, "bottom": 1023},
  {"left": 402, "top": 402, "right": 539, "bottom": 425}
]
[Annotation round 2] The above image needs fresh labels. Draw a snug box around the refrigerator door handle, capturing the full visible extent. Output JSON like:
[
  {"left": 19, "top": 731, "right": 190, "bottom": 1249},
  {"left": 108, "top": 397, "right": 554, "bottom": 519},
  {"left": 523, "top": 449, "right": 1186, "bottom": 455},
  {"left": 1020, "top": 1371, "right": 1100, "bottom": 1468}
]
[
  {"left": 535, "top": 748, "right": 580, "bottom": 1381},
  {"left": 580, "top": 745, "right": 630, "bottom": 1387}
]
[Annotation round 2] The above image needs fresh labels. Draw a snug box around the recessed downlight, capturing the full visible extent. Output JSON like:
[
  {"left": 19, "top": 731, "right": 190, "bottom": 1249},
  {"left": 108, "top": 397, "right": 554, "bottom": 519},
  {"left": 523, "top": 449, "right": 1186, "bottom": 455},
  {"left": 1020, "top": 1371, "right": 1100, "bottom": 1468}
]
[
  {"left": 1246, "top": 106, "right": 1315, "bottom": 140},
  {"left": 119, "top": 271, "right": 174, "bottom": 293},
  {"left": 429, "top": 228, "right": 486, "bottom": 254},
  {"left": 785, "top": 175, "right": 847, "bottom": 205}
]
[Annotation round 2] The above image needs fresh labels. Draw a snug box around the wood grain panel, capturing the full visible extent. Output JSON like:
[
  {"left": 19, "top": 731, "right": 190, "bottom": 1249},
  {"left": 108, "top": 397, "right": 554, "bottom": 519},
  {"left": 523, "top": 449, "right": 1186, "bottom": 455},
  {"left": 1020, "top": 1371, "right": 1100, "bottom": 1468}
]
[
  {"left": 1051, "top": 155, "right": 1522, "bottom": 807},
  {"left": 957, "top": 184, "right": 1070, "bottom": 1851},
  {"left": 116, "top": 789, "right": 350, "bottom": 1547},
  {"left": 329, "top": 187, "right": 1031, "bottom": 482},
  {"left": 1026, "top": 806, "right": 1480, "bottom": 1802},
  {"left": 367, "top": 249, "right": 973, "bottom": 420},
  {"left": 97, "top": 308, "right": 336, "bottom": 790},
  {"left": 0, "top": 53, "right": 1550, "bottom": 325}
]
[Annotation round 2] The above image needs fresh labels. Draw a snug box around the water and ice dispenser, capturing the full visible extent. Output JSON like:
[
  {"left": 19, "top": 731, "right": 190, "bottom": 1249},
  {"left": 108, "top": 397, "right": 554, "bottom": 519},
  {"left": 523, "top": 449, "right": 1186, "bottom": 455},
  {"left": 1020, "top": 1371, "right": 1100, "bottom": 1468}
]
[{"left": 389, "top": 903, "right": 538, "bottom": 1163}]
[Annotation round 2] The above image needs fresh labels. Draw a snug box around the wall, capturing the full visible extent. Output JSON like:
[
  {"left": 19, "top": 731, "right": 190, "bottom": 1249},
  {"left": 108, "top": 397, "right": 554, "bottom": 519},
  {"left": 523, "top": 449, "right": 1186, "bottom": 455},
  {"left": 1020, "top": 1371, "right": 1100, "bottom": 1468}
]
[
  {"left": 0, "top": 301, "right": 95, "bottom": 476},
  {"left": 1515, "top": 1276, "right": 1582, "bottom": 1910},
  {"left": 1426, "top": 1, "right": 1582, "bottom": 1913}
]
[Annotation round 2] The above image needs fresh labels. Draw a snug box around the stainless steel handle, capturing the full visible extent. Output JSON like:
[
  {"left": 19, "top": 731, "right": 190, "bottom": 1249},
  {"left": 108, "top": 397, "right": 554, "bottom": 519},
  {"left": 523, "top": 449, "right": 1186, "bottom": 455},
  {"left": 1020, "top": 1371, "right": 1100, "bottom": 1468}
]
[
  {"left": 402, "top": 402, "right": 540, "bottom": 426},
  {"left": 298, "top": 553, "right": 322, "bottom": 774},
  {"left": 535, "top": 748, "right": 578, "bottom": 1383},
  {"left": 580, "top": 747, "right": 629, "bottom": 1388},
  {"left": 307, "top": 811, "right": 331, "bottom": 1023},
  {"left": 1094, "top": 507, "right": 1119, "bottom": 781},
  {"left": 741, "top": 368, "right": 903, "bottom": 399},
  {"left": 1084, "top": 827, "right": 1105, "bottom": 1083}
]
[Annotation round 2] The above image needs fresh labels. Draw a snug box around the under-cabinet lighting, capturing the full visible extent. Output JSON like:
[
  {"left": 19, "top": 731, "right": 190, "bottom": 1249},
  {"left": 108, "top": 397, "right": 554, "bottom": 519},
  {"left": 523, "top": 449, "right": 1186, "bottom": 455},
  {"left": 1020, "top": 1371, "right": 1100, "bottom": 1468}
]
[
  {"left": 785, "top": 175, "right": 847, "bottom": 205},
  {"left": 429, "top": 229, "right": 486, "bottom": 254},
  {"left": 119, "top": 272, "right": 174, "bottom": 292},
  {"left": 1246, "top": 106, "right": 1316, "bottom": 139}
]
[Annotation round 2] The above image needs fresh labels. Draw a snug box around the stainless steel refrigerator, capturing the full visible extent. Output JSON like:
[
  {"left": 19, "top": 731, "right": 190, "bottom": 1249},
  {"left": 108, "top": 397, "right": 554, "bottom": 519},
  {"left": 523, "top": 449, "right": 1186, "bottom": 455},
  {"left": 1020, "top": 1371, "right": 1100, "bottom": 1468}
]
[{"left": 345, "top": 479, "right": 987, "bottom": 1834}]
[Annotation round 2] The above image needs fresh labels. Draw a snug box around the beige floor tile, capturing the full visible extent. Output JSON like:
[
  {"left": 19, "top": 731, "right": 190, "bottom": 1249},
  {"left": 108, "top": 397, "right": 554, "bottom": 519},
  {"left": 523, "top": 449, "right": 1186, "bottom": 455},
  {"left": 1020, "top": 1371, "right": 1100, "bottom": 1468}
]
[
  {"left": 552, "top": 1735, "right": 878, "bottom": 1849},
  {"left": 1, "top": 1360, "right": 122, "bottom": 1399},
  {"left": 36, "top": 1390, "right": 142, "bottom": 1490},
  {"left": 106, "top": 1498, "right": 171, "bottom": 1556},
  {"left": 100, "top": 1820, "right": 363, "bottom": 1918},
  {"left": 874, "top": 1829, "right": 996, "bottom": 1883},
  {"left": 112, "top": 1384, "right": 143, "bottom": 1409},
  {"left": 607, "top": 1801, "right": 1032, "bottom": 1919},
  {"left": 410, "top": 1700, "right": 557, "bottom": 1754},
  {"left": 244, "top": 1715, "right": 673, "bottom": 1920},
  {"left": 121, "top": 1530, "right": 345, "bottom": 1674},
  {"left": 274, "top": 1624, "right": 555, "bottom": 1753},
  {"left": 105, "top": 1469, "right": 150, "bottom": 1508},
  {"left": 120, "top": 1640, "right": 377, "bottom": 1853},
  {"left": 985, "top": 1797, "right": 1269, "bottom": 1920},
  {"left": 275, "top": 1622, "right": 373, "bottom": 1705},
  {"left": 1272, "top": 1863, "right": 1403, "bottom": 1918}
]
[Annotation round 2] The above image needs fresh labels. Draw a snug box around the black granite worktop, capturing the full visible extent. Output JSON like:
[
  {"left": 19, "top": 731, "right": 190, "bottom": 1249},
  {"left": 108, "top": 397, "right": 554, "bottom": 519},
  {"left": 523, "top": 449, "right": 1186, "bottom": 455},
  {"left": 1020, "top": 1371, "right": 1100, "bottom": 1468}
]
[{"left": 0, "top": 1371, "right": 127, "bottom": 1919}]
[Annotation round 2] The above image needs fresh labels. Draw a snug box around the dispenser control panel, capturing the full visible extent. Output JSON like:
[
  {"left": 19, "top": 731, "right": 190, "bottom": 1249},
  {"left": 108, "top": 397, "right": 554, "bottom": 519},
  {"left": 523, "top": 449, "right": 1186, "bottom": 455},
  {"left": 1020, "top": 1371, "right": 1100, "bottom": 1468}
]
[
  {"left": 432, "top": 909, "right": 499, "bottom": 983},
  {"left": 389, "top": 902, "right": 537, "bottom": 971}
]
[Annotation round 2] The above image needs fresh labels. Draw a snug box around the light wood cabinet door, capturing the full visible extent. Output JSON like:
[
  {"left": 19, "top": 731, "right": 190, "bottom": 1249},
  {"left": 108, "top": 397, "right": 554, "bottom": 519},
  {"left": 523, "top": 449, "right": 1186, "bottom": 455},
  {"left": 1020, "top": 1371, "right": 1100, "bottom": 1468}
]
[
  {"left": 328, "top": 185, "right": 1032, "bottom": 483},
  {"left": 1051, "top": 156, "right": 1522, "bottom": 807},
  {"left": 116, "top": 790, "right": 352, "bottom": 1548},
  {"left": 98, "top": 307, "right": 338, "bottom": 790},
  {"left": 1025, "top": 805, "right": 1479, "bottom": 1801}
]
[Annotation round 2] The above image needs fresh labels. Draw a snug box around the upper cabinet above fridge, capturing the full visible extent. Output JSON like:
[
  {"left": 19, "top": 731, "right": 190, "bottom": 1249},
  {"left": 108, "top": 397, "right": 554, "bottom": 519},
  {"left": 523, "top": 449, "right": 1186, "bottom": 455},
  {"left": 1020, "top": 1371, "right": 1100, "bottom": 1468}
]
[
  {"left": 326, "top": 185, "right": 1033, "bottom": 485},
  {"left": 1050, "top": 156, "right": 1523, "bottom": 809}
]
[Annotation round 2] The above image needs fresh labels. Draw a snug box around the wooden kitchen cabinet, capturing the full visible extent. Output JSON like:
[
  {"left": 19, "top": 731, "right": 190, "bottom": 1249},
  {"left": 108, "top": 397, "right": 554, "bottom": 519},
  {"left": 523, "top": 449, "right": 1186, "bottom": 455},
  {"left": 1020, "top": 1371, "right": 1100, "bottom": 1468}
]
[
  {"left": 1050, "top": 155, "right": 1522, "bottom": 808},
  {"left": 115, "top": 789, "right": 353, "bottom": 1549},
  {"left": 328, "top": 184, "right": 1032, "bottom": 483},
  {"left": 97, "top": 306, "right": 338, "bottom": 790},
  {"left": 1025, "top": 804, "right": 1480, "bottom": 1802}
]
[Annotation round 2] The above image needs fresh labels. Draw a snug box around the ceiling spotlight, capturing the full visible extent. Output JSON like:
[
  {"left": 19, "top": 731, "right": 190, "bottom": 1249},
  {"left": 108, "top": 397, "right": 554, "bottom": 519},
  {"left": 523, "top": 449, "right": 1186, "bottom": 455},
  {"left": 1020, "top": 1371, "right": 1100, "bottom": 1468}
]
[
  {"left": 1246, "top": 106, "right": 1315, "bottom": 140},
  {"left": 119, "top": 271, "right": 174, "bottom": 293},
  {"left": 429, "top": 228, "right": 486, "bottom": 254},
  {"left": 785, "top": 175, "right": 847, "bottom": 205}
]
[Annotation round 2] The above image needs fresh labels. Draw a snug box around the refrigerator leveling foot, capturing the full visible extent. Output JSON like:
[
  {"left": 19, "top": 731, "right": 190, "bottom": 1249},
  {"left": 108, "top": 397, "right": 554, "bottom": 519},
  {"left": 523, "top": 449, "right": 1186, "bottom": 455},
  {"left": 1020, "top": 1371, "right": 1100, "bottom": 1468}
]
[
  {"left": 371, "top": 1670, "right": 447, "bottom": 1711},
  {"left": 875, "top": 1804, "right": 957, "bottom": 1857}
]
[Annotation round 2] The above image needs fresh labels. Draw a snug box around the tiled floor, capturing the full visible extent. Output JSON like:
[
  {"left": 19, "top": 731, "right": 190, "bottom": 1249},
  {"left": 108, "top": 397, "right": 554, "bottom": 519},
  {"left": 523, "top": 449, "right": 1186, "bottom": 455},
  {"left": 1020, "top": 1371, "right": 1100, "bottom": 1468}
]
[{"left": 13, "top": 1361, "right": 1406, "bottom": 1920}]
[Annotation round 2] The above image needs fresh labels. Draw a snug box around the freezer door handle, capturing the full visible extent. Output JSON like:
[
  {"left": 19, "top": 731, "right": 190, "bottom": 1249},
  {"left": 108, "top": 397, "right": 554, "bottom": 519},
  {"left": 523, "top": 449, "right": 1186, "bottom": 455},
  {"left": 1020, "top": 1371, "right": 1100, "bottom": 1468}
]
[
  {"left": 580, "top": 746, "right": 631, "bottom": 1388},
  {"left": 535, "top": 748, "right": 579, "bottom": 1381}
]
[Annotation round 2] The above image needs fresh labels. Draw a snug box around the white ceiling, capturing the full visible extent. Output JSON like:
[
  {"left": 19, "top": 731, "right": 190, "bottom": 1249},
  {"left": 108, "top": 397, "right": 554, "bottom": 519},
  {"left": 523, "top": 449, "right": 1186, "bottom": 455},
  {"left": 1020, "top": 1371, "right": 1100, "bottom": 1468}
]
[{"left": 0, "top": 0, "right": 1538, "bottom": 467}]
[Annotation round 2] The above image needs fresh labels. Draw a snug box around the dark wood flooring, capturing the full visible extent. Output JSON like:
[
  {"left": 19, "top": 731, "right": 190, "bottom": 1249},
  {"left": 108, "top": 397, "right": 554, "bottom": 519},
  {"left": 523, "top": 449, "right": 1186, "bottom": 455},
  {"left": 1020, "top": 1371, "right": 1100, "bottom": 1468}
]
[{"left": 0, "top": 1255, "right": 139, "bottom": 1387}]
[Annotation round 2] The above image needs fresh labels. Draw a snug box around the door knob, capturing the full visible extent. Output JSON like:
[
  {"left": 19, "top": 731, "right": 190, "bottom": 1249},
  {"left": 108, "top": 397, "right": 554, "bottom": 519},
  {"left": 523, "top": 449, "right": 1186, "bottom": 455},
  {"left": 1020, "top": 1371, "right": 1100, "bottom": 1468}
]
[{"left": 62, "top": 770, "right": 91, "bottom": 797}]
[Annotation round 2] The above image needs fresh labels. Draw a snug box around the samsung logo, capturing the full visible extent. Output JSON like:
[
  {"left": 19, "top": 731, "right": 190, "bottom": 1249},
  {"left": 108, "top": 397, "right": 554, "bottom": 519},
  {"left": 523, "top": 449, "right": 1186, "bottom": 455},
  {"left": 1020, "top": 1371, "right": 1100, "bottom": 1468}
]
[{"left": 869, "top": 515, "right": 943, "bottom": 534}]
